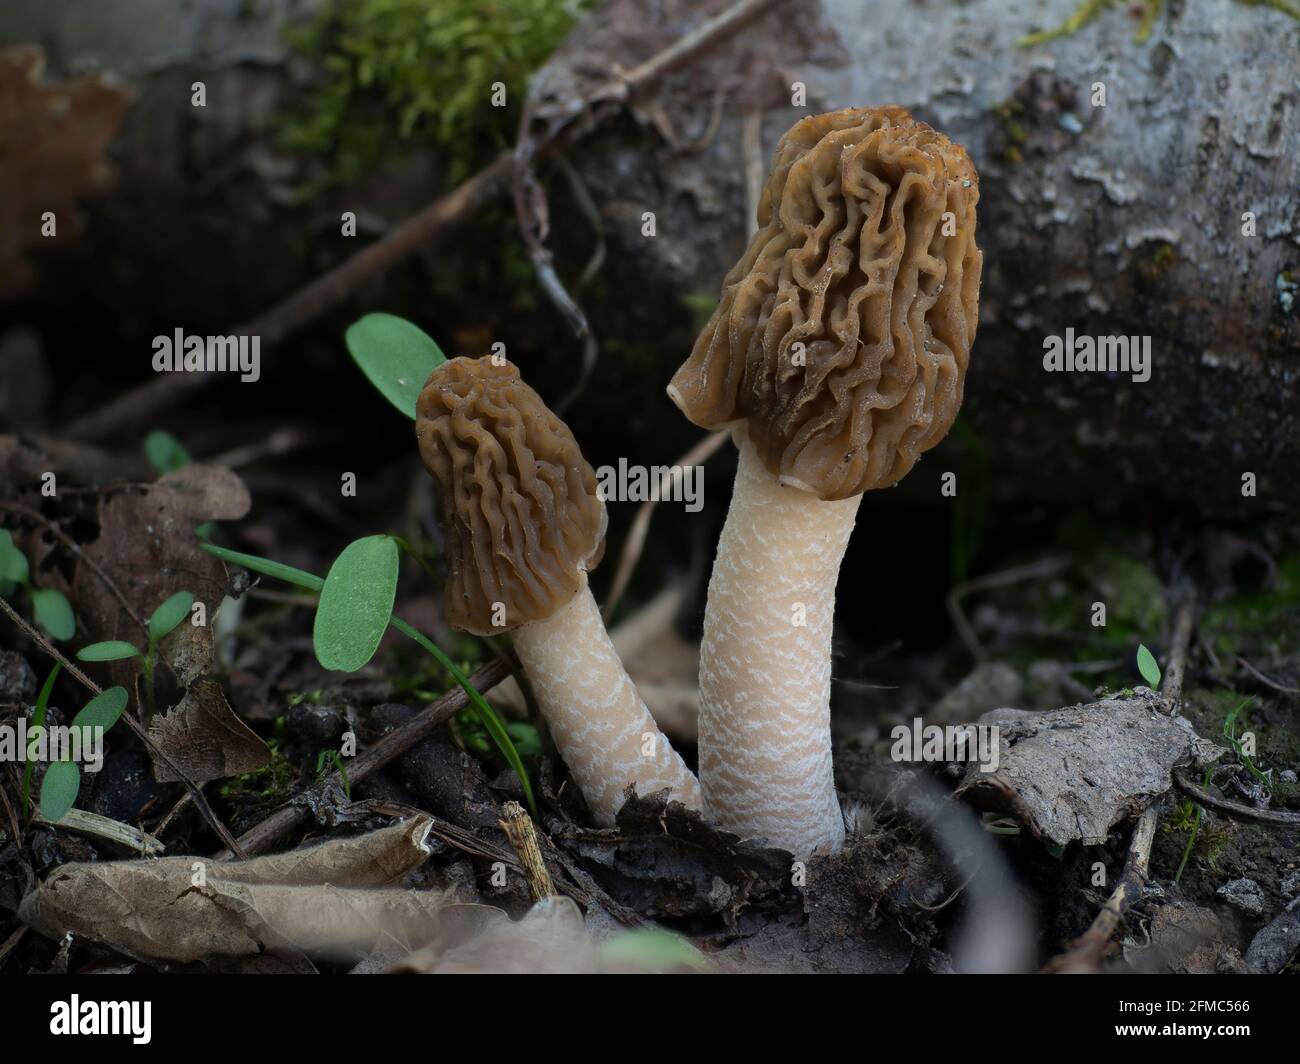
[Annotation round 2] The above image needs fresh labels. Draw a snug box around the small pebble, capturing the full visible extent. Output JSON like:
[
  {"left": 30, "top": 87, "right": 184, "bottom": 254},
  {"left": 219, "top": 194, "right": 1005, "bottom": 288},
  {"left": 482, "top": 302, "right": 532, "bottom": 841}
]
[{"left": 1218, "top": 877, "right": 1265, "bottom": 916}]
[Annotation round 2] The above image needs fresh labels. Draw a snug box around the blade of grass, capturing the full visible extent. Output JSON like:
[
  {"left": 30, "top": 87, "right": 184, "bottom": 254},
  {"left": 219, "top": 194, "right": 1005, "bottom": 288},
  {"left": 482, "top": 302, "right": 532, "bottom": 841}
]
[
  {"left": 201, "top": 541, "right": 535, "bottom": 815},
  {"left": 390, "top": 616, "right": 536, "bottom": 816},
  {"left": 22, "top": 662, "right": 61, "bottom": 820}
]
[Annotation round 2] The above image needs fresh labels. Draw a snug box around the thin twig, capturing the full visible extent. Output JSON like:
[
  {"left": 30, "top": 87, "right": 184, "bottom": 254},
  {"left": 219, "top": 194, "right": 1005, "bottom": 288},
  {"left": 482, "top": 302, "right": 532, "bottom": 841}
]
[
  {"left": 0, "top": 595, "right": 244, "bottom": 856},
  {"left": 67, "top": 0, "right": 792, "bottom": 443},
  {"left": 0, "top": 925, "right": 27, "bottom": 966},
  {"left": 1171, "top": 770, "right": 1300, "bottom": 827},
  {"left": 946, "top": 556, "right": 1073, "bottom": 662},
  {"left": 214, "top": 657, "right": 513, "bottom": 859},
  {"left": 603, "top": 430, "right": 729, "bottom": 621},
  {"left": 1236, "top": 656, "right": 1300, "bottom": 695}
]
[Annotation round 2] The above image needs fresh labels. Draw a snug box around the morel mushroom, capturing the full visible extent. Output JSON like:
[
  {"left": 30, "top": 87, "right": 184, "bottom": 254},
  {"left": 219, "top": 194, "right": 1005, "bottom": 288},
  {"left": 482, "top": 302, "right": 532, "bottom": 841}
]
[
  {"left": 668, "top": 106, "right": 982, "bottom": 856},
  {"left": 417, "top": 356, "right": 701, "bottom": 824}
]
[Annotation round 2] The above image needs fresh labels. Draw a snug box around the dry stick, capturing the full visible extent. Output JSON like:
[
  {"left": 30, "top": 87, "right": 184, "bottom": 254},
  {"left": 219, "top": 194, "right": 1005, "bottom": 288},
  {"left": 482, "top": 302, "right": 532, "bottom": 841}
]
[
  {"left": 65, "top": 154, "right": 514, "bottom": 441},
  {"left": 1171, "top": 771, "right": 1300, "bottom": 827},
  {"left": 214, "top": 657, "right": 513, "bottom": 860},
  {"left": 603, "top": 430, "right": 729, "bottom": 621},
  {"left": 0, "top": 925, "right": 27, "bottom": 966},
  {"left": 1235, "top": 655, "right": 1300, "bottom": 696},
  {"left": 65, "top": 0, "right": 792, "bottom": 444},
  {"left": 499, "top": 800, "right": 555, "bottom": 901},
  {"left": 1043, "top": 592, "right": 1198, "bottom": 974},
  {"left": 946, "top": 556, "right": 1073, "bottom": 662},
  {"left": 0, "top": 595, "right": 245, "bottom": 856}
]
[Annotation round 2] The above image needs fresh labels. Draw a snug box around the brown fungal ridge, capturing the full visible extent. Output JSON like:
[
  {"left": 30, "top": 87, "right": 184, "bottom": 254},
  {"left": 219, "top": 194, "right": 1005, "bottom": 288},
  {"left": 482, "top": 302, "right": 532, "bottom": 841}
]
[
  {"left": 669, "top": 106, "right": 982, "bottom": 500},
  {"left": 415, "top": 357, "right": 606, "bottom": 635}
]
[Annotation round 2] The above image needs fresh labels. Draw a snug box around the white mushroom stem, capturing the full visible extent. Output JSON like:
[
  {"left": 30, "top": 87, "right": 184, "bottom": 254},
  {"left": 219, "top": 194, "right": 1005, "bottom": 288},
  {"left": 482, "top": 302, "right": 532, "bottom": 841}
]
[
  {"left": 698, "top": 429, "right": 861, "bottom": 856},
  {"left": 511, "top": 585, "right": 702, "bottom": 825}
]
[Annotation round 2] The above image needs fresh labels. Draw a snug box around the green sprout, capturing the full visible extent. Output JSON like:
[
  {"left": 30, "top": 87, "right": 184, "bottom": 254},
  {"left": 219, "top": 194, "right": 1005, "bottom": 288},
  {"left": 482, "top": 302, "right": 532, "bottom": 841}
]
[
  {"left": 0, "top": 529, "right": 77, "bottom": 641},
  {"left": 315, "top": 748, "right": 352, "bottom": 799},
  {"left": 144, "top": 430, "right": 192, "bottom": 475},
  {"left": 36, "top": 685, "right": 130, "bottom": 824},
  {"left": 77, "top": 591, "right": 195, "bottom": 714},
  {"left": 1136, "top": 643, "right": 1161, "bottom": 689}
]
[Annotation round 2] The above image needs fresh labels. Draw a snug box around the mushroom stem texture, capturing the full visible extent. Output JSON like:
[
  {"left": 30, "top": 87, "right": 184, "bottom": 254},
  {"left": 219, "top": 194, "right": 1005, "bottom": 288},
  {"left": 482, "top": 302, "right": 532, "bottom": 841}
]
[
  {"left": 512, "top": 584, "right": 702, "bottom": 825},
  {"left": 699, "top": 430, "right": 859, "bottom": 855}
]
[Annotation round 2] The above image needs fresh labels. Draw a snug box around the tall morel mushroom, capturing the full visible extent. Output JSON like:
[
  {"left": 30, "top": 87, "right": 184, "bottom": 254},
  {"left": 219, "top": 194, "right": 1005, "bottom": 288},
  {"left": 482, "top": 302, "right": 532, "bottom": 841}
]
[
  {"left": 668, "top": 106, "right": 982, "bottom": 856},
  {"left": 417, "top": 356, "right": 701, "bottom": 824}
]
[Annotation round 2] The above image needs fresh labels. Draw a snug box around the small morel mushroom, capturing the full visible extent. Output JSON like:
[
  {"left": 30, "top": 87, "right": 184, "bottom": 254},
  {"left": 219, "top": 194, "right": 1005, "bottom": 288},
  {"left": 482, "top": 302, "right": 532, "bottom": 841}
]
[
  {"left": 668, "top": 106, "right": 982, "bottom": 856},
  {"left": 416, "top": 356, "right": 701, "bottom": 824}
]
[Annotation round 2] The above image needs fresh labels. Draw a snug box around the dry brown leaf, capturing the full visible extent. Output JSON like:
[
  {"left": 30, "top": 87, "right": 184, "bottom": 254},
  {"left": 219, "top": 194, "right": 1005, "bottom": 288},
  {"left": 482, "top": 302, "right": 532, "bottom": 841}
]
[
  {"left": 19, "top": 818, "right": 441, "bottom": 964},
  {"left": 68, "top": 464, "right": 250, "bottom": 693},
  {"left": 0, "top": 45, "right": 132, "bottom": 299},
  {"left": 148, "top": 679, "right": 270, "bottom": 784}
]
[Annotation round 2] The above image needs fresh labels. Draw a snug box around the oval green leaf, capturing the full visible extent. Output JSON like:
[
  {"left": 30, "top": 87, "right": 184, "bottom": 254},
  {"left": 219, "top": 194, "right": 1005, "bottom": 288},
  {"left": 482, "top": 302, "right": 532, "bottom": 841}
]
[
  {"left": 40, "top": 760, "right": 81, "bottom": 823},
  {"left": 149, "top": 590, "right": 194, "bottom": 642},
  {"left": 1136, "top": 643, "right": 1162, "bottom": 689},
  {"left": 31, "top": 588, "right": 75, "bottom": 640},
  {"left": 71, "top": 686, "right": 129, "bottom": 734},
  {"left": 313, "top": 535, "right": 399, "bottom": 672},
  {"left": 77, "top": 640, "right": 142, "bottom": 662},
  {"left": 144, "top": 429, "right": 192, "bottom": 475},
  {"left": 345, "top": 313, "right": 445, "bottom": 420},
  {"left": 0, "top": 532, "right": 30, "bottom": 586}
]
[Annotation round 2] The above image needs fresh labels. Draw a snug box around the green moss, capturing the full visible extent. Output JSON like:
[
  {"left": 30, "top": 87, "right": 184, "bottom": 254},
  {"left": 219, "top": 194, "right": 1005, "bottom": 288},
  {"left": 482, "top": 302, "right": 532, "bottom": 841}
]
[
  {"left": 1201, "top": 553, "right": 1300, "bottom": 660},
  {"left": 281, "top": 0, "right": 591, "bottom": 190},
  {"left": 1138, "top": 242, "right": 1177, "bottom": 283},
  {"left": 1018, "top": 0, "right": 1299, "bottom": 47},
  {"left": 991, "top": 99, "right": 1029, "bottom": 164}
]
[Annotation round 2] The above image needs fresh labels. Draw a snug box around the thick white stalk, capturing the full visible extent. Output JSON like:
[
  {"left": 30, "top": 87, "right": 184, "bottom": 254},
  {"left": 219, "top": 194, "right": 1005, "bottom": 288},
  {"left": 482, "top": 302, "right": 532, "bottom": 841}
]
[
  {"left": 699, "top": 430, "right": 861, "bottom": 856},
  {"left": 512, "top": 585, "right": 701, "bottom": 825}
]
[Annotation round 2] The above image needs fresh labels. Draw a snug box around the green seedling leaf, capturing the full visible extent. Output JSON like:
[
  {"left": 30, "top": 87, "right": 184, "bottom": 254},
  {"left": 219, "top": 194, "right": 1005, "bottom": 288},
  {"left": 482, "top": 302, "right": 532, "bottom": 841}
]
[
  {"left": 0, "top": 531, "right": 30, "bottom": 586},
  {"left": 39, "top": 759, "right": 81, "bottom": 823},
  {"left": 144, "top": 429, "right": 192, "bottom": 475},
  {"left": 345, "top": 313, "right": 445, "bottom": 419},
  {"left": 199, "top": 537, "right": 535, "bottom": 815},
  {"left": 31, "top": 587, "right": 75, "bottom": 640},
  {"left": 313, "top": 535, "right": 399, "bottom": 672},
  {"left": 22, "top": 662, "right": 61, "bottom": 819},
  {"left": 201, "top": 542, "right": 323, "bottom": 592},
  {"left": 77, "top": 640, "right": 142, "bottom": 662},
  {"left": 149, "top": 590, "right": 194, "bottom": 643},
  {"left": 1136, "top": 643, "right": 1161, "bottom": 689},
  {"left": 71, "top": 686, "right": 129, "bottom": 733}
]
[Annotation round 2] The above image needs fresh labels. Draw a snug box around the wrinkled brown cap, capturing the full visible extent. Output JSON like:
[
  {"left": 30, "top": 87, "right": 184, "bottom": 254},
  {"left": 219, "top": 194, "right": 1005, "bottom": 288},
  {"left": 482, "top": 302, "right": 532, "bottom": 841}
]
[
  {"left": 416, "top": 357, "right": 606, "bottom": 635},
  {"left": 668, "top": 106, "right": 981, "bottom": 500}
]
